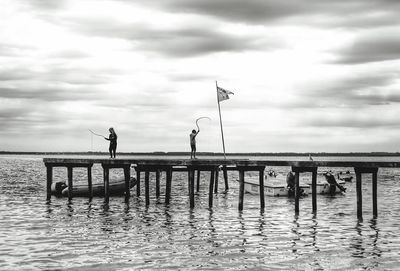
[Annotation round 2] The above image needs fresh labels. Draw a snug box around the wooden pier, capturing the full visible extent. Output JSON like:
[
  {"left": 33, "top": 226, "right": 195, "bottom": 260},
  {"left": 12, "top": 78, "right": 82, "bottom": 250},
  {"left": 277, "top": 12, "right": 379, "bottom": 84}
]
[{"left": 43, "top": 158, "right": 400, "bottom": 219}]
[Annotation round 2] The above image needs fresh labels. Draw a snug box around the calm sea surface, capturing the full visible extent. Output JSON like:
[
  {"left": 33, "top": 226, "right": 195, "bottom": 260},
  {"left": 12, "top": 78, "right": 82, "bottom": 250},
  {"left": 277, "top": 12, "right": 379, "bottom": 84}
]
[{"left": 1, "top": 155, "right": 400, "bottom": 270}]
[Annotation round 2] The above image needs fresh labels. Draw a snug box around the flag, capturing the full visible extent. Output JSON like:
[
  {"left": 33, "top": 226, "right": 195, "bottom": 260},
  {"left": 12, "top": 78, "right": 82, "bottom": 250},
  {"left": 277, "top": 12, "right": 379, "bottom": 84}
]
[{"left": 217, "top": 86, "right": 234, "bottom": 102}]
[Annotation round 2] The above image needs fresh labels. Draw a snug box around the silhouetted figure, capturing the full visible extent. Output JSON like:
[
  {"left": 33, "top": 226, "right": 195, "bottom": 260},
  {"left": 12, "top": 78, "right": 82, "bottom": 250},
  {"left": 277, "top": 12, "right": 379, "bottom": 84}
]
[
  {"left": 105, "top": 127, "right": 117, "bottom": 158},
  {"left": 190, "top": 129, "right": 199, "bottom": 159},
  {"left": 323, "top": 171, "right": 346, "bottom": 194}
]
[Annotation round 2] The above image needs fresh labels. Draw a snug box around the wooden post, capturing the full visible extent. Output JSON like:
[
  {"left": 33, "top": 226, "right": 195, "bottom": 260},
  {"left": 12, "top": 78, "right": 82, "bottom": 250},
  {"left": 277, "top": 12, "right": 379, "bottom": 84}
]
[
  {"left": 238, "top": 169, "right": 245, "bottom": 211},
  {"left": 136, "top": 170, "right": 141, "bottom": 197},
  {"left": 312, "top": 169, "right": 317, "bottom": 213},
  {"left": 196, "top": 170, "right": 201, "bottom": 192},
  {"left": 156, "top": 170, "right": 160, "bottom": 198},
  {"left": 103, "top": 166, "right": 110, "bottom": 203},
  {"left": 46, "top": 165, "right": 53, "bottom": 200},
  {"left": 189, "top": 168, "right": 195, "bottom": 208},
  {"left": 294, "top": 171, "right": 300, "bottom": 213},
  {"left": 124, "top": 166, "right": 130, "bottom": 200},
  {"left": 209, "top": 170, "right": 215, "bottom": 208},
  {"left": 259, "top": 168, "right": 265, "bottom": 210},
  {"left": 372, "top": 169, "right": 378, "bottom": 218},
  {"left": 165, "top": 168, "right": 172, "bottom": 204},
  {"left": 88, "top": 166, "right": 93, "bottom": 199},
  {"left": 67, "top": 166, "right": 73, "bottom": 200},
  {"left": 214, "top": 169, "right": 219, "bottom": 193},
  {"left": 355, "top": 169, "right": 362, "bottom": 220},
  {"left": 223, "top": 166, "right": 229, "bottom": 190},
  {"left": 145, "top": 171, "right": 150, "bottom": 206}
]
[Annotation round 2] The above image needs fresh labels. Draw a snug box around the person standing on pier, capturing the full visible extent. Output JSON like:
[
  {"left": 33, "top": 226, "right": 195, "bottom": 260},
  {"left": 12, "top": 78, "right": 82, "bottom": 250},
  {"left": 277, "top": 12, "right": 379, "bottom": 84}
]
[
  {"left": 190, "top": 128, "right": 199, "bottom": 159},
  {"left": 105, "top": 127, "right": 117, "bottom": 158}
]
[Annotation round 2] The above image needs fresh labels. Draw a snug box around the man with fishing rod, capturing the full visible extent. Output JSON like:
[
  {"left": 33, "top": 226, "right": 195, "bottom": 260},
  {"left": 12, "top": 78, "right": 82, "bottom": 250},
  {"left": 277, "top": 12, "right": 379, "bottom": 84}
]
[{"left": 89, "top": 128, "right": 118, "bottom": 158}]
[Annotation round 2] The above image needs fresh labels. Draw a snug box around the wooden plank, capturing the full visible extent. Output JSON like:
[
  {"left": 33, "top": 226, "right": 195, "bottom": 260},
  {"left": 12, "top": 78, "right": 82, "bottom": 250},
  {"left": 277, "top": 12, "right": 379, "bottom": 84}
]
[{"left": 43, "top": 157, "right": 400, "bottom": 168}]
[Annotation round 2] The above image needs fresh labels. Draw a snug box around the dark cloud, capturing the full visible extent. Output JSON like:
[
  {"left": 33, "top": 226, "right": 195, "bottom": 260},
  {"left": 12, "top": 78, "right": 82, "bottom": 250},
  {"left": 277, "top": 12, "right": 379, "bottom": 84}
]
[
  {"left": 65, "top": 18, "right": 279, "bottom": 57},
  {"left": 0, "top": 87, "right": 104, "bottom": 102},
  {"left": 334, "top": 33, "right": 400, "bottom": 64},
  {"left": 303, "top": 114, "right": 400, "bottom": 128},
  {"left": 140, "top": 0, "right": 400, "bottom": 27},
  {"left": 295, "top": 72, "right": 400, "bottom": 108}
]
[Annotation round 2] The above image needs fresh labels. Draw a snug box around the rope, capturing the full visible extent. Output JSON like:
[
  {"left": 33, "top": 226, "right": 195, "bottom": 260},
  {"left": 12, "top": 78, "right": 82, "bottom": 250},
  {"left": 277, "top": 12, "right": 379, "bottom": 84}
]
[
  {"left": 89, "top": 129, "right": 106, "bottom": 139},
  {"left": 196, "top": 117, "right": 211, "bottom": 131}
]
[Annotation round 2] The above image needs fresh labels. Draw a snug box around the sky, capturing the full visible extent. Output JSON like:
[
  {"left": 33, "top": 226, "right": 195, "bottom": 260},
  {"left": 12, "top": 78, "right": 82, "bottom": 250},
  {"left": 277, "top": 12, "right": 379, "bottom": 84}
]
[{"left": 1, "top": 0, "right": 400, "bottom": 153}]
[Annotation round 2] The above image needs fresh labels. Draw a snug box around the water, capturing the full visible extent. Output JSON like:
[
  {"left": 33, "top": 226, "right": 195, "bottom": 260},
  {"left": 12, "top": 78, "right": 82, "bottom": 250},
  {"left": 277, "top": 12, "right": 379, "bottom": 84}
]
[{"left": 1, "top": 155, "right": 400, "bottom": 270}]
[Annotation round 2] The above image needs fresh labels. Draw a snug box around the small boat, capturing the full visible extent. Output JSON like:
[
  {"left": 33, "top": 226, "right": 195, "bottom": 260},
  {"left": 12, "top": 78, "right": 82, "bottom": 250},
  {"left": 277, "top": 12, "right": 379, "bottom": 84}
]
[
  {"left": 51, "top": 177, "right": 137, "bottom": 197},
  {"left": 303, "top": 173, "right": 346, "bottom": 195},
  {"left": 242, "top": 173, "right": 310, "bottom": 197}
]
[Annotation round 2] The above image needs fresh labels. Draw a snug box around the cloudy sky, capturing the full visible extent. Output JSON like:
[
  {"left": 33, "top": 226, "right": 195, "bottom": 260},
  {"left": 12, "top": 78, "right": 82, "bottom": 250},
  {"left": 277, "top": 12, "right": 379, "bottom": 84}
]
[{"left": 1, "top": 0, "right": 400, "bottom": 153}]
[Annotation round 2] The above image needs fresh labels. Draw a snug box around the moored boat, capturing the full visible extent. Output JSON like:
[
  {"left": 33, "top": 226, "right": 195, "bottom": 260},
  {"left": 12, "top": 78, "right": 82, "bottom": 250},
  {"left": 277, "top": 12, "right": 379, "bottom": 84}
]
[
  {"left": 242, "top": 173, "right": 310, "bottom": 197},
  {"left": 51, "top": 177, "right": 137, "bottom": 197}
]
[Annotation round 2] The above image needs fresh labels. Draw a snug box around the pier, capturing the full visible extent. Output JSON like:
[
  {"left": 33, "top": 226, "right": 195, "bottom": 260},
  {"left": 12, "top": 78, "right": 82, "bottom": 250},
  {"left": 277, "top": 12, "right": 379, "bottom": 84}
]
[{"left": 43, "top": 158, "right": 400, "bottom": 219}]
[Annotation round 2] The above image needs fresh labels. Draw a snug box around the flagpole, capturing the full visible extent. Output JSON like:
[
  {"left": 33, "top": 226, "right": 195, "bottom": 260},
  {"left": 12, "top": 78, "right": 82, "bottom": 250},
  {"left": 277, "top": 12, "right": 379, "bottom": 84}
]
[{"left": 216, "top": 81, "right": 227, "bottom": 159}]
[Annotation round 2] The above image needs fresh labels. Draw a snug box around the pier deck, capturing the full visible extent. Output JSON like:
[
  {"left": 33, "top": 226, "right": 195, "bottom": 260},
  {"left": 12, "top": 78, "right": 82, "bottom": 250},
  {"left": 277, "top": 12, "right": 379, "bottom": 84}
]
[{"left": 43, "top": 158, "right": 400, "bottom": 219}]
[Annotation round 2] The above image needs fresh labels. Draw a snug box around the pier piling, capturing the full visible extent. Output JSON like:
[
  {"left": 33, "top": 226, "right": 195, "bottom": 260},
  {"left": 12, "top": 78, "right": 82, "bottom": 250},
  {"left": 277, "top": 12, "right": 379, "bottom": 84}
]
[
  {"left": 223, "top": 166, "right": 229, "bottom": 190},
  {"left": 156, "top": 170, "right": 160, "bottom": 198},
  {"left": 214, "top": 170, "right": 219, "bottom": 193},
  {"left": 46, "top": 165, "right": 53, "bottom": 200},
  {"left": 196, "top": 170, "right": 200, "bottom": 192},
  {"left": 145, "top": 171, "right": 150, "bottom": 205},
  {"left": 88, "top": 166, "right": 93, "bottom": 199},
  {"left": 209, "top": 169, "right": 215, "bottom": 208}
]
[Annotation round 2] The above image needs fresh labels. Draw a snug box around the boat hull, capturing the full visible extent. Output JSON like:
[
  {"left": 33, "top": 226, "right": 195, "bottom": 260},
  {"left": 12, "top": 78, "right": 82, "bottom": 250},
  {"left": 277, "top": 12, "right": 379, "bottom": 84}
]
[{"left": 51, "top": 177, "right": 137, "bottom": 197}]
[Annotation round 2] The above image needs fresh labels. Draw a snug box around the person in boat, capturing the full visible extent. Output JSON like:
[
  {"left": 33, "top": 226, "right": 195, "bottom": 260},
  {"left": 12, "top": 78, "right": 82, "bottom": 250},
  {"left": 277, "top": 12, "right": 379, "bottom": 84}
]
[
  {"left": 105, "top": 127, "right": 117, "bottom": 158},
  {"left": 286, "top": 171, "right": 305, "bottom": 197},
  {"left": 337, "top": 171, "right": 353, "bottom": 182},
  {"left": 190, "top": 128, "right": 199, "bottom": 159},
  {"left": 324, "top": 171, "right": 346, "bottom": 194}
]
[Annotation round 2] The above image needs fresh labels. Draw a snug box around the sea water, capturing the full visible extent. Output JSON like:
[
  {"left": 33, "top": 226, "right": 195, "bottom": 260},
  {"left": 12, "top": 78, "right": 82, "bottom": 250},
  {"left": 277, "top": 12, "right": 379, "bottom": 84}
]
[{"left": 0, "top": 155, "right": 400, "bottom": 270}]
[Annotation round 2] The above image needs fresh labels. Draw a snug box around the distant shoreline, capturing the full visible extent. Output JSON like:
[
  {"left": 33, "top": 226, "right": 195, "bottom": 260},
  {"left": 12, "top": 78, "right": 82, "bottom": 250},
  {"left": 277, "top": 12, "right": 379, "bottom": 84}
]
[{"left": 1, "top": 151, "right": 399, "bottom": 157}]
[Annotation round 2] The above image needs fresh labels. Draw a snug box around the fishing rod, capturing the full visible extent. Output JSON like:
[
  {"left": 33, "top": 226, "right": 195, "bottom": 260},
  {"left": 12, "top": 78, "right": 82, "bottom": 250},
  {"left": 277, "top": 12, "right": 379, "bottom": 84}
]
[
  {"left": 196, "top": 117, "right": 211, "bottom": 131},
  {"left": 88, "top": 129, "right": 106, "bottom": 139}
]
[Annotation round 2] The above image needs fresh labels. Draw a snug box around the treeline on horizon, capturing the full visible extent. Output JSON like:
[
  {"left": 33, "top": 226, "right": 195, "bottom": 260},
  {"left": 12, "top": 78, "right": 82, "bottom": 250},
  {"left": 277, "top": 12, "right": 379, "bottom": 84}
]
[{"left": 1, "top": 151, "right": 400, "bottom": 157}]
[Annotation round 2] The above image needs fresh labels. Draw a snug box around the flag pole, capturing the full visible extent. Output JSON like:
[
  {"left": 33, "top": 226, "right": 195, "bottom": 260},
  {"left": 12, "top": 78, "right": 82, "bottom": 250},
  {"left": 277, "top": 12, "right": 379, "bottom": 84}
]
[{"left": 216, "top": 81, "right": 227, "bottom": 159}]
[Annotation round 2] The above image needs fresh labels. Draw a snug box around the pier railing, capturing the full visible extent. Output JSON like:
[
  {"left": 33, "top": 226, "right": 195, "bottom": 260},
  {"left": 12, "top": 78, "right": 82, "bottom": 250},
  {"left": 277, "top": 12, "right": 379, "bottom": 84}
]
[{"left": 43, "top": 158, "right": 400, "bottom": 219}]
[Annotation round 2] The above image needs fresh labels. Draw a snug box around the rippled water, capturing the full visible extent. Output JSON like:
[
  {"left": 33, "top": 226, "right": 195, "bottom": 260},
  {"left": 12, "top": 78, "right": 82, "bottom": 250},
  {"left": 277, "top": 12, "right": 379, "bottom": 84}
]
[{"left": 1, "top": 155, "right": 400, "bottom": 270}]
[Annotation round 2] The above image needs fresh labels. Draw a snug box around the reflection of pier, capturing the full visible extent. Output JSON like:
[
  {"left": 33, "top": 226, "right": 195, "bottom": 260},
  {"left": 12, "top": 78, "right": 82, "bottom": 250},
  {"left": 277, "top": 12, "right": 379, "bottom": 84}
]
[{"left": 43, "top": 158, "right": 399, "bottom": 219}]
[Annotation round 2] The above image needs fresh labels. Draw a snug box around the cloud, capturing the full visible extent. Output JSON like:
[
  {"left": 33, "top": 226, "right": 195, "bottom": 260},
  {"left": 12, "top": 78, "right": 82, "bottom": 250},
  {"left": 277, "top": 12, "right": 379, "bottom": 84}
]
[
  {"left": 334, "top": 31, "right": 400, "bottom": 64},
  {"left": 140, "top": 0, "right": 400, "bottom": 27},
  {"left": 63, "top": 17, "right": 279, "bottom": 57}
]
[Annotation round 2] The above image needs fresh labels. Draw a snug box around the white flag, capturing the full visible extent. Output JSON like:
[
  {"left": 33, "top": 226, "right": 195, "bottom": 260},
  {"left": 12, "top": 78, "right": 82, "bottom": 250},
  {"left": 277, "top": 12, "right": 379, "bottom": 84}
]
[{"left": 217, "top": 86, "right": 234, "bottom": 102}]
